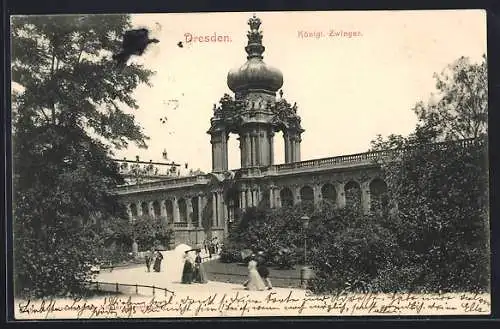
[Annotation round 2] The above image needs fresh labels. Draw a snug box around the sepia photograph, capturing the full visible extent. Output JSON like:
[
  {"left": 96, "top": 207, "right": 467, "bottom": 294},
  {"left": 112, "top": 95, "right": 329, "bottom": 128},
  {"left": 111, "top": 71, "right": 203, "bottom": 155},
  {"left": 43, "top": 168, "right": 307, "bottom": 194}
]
[{"left": 10, "top": 10, "right": 490, "bottom": 319}]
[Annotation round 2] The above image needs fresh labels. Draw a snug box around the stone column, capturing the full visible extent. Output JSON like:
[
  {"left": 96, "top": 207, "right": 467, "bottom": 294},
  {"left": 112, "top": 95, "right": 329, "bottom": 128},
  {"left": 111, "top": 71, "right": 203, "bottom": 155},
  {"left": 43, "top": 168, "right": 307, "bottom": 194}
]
[
  {"left": 336, "top": 183, "right": 346, "bottom": 208},
  {"left": 160, "top": 200, "right": 167, "bottom": 217},
  {"left": 197, "top": 195, "right": 203, "bottom": 227},
  {"left": 217, "top": 191, "right": 224, "bottom": 228},
  {"left": 173, "top": 197, "right": 180, "bottom": 222},
  {"left": 289, "top": 136, "right": 295, "bottom": 163},
  {"left": 251, "top": 132, "right": 257, "bottom": 167},
  {"left": 361, "top": 182, "right": 371, "bottom": 215},
  {"left": 240, "top": 189, "right": 247, "bottom": 210},
  {"left": 211, "top": 138, "right": 219, "bottom": 172},
  {"left": 186, "top": 197, "right": 193, "bottom": 225},
  {"left": 295, "top": 135, "right": 302, "bottom": 162},
  {"left": 222, "top": 132, "right": 228, "bottom": 171},
  {"left": 211, "top": 131, "right": 227, "bottom": 172},
  {"left": 246, "top": 133, "right": 252, "bottom": 167},
  {"left": 313, "top": 184, "right": 322, "bottom": 205},
  {"left": 274, "top": 189, "right": 281, "bottom": 208},
  {"left": 126, "top": 204, "right": 132, "bottom": 221},
  {"left": 284, "top": 133, "right": 290, "bottom": 163},
  {"left": 211, "top": 192, "right": 217, "bottom": 227},
  {"left": 294, "top": 186, "right": 301, "bottom": 204},
  {"left": 148, "top": 201, "right": 155, "bottom": 217},
  {"left": 245, "top": 188, "right": 253, "bottom": 208},
  {"left": 160, "top": 200, "right": 167, "bottom": 225},
  {"left": 136, "top": 201, "right": 143, "bottom": 217},
  {"left": 223, "top": 202, "right": 229, "bottom": 232},
  {"left": 238, "top": 137, "right": 245, "bottom": 168},
  {"left": 255, "top": 132, "right": 261, "bottom": 166},
  {"left": 252, "top": 188, "right": 257, "bottom": 206},
  {"left": 269, "top": 131, "right": 275, "bottom": 165},
  {"left": 269, "top": 187, "right": 274, "bottom": 208}
]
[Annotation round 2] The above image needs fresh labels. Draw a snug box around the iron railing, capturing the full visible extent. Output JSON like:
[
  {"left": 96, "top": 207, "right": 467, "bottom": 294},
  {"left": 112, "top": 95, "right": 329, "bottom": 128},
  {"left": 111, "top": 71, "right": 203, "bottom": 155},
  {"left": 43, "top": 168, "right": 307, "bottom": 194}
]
[{"left": 85, "top": 281, "right": 174, "bottom": 297}]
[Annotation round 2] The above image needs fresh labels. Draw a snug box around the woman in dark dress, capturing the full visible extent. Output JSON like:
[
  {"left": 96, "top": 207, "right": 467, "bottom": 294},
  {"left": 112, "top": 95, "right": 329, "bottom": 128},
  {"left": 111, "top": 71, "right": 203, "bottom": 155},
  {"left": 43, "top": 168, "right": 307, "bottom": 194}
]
[
  {"left": 181, "top": 251, "right": 194, "bottom": 284},
  {"left": 153, "top": 250, "right": 163, "bottom": 272},
  {"left": 193, "top": 249, "right": 208, "bottom": 283}
]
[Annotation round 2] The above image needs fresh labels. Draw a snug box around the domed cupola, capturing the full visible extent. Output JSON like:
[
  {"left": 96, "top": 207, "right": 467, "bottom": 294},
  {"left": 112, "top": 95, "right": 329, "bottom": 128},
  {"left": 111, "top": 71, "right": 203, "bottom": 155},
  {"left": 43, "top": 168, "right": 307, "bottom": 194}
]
[{"left": 227, "top": 14, "right": 283, "bottom": 93}]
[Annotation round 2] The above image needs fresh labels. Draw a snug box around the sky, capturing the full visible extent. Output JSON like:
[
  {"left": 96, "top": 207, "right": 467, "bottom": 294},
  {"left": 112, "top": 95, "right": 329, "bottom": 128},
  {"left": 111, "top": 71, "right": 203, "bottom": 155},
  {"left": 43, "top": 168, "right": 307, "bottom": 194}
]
[{"left": 24, "top": 10, "right": 490, "bottom": 173}]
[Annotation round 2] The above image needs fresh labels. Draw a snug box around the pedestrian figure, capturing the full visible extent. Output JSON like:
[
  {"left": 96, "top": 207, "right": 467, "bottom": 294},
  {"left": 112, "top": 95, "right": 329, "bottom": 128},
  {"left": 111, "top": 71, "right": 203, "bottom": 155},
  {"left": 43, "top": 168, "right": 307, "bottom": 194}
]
[
  {"left": 193, "top": 249, "right": 208, "bottom": 284},
  {"left": 257, "top": 252, "right": 273, "bottom": 290},
  {"left": 243, "top": 254, "right": 266, "bottom": 291},
  {"left": 213, "top": 237, "right": 219, "bottom": 254},
  {"left": 203, "top": 239, "right": 209, "bottom": 254},
  {"left": 153, "top": 250, "right": 163, "bottom": 272},
  {"left": 181, "top": 251, "right": 194, "bottom": 284},
  {"left": 145, "top": 249, "right": 153, "bottom": 272}
]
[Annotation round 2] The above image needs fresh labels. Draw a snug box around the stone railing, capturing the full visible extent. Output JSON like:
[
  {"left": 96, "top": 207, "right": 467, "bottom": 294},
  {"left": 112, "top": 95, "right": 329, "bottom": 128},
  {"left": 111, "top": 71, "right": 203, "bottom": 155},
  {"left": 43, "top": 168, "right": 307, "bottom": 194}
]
[
  {"left": 114, "top": 174, "right": 211, "bottom": 194},
  {"left": 269, "top": 137, "right": 483, "bottom": 174},
  {"left": 173, "top": 222, "right": 190, "bottom": 228}
]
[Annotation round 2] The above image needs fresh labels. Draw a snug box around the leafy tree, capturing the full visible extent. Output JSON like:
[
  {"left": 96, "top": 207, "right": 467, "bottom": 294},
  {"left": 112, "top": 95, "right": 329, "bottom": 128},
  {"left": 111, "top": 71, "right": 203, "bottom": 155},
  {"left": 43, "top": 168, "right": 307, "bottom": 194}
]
[
  {"left": 12, "top": 14, "right": 155, "bottom": 297},
  {"left": 415, "top": 55, "right": 487, "bottom": 141},
  {"left": 365, "top": 55, "right": 489, "bottom": 292},
  {"left": 132, "top": 215, "right": 173, "bottom": 251},
  {"left": 377, "top": 139, "right": 489, "bottom": 292},
  {"left": 370, "top": 55, "right": 487, "bottom": 151}
]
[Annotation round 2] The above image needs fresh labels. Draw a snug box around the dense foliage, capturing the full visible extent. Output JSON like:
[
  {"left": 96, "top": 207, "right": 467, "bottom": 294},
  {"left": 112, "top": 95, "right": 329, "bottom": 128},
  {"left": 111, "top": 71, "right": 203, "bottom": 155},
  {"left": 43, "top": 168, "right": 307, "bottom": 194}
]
[
  {"left": 12, "top": 14, "right": 154, "bottom": 297},
  {"left": 132, "top": 215, "right": 173, "bottom": 251},
  {"left": 221, "top": 55, "right": 489, "bottom": 294}
]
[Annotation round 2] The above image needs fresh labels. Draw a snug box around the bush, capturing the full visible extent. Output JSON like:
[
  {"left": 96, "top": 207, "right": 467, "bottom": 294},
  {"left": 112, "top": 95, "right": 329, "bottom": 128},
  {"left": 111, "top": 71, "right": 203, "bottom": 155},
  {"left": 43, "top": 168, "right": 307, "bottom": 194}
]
[
  {"left": 132, "top": 215, "right": 173, "bottom": 251},
  {"left": 307, "top": 209, "right": 398, "bottom": 293},
  {"left": 219, "top": 239, "right": 243, "bottom": 263}
]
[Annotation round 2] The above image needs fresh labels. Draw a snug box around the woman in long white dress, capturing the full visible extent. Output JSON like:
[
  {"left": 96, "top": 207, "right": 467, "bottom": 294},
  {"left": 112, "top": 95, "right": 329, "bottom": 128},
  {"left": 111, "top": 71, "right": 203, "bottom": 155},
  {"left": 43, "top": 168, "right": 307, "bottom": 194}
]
[{"left": 244, "top": 255, "right": 266, "bottom": 291}]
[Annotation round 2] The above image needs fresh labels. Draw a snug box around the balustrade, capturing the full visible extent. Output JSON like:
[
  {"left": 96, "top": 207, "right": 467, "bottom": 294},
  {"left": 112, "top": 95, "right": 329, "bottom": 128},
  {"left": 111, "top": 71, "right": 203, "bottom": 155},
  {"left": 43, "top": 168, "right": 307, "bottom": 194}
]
[{"left": 270, "top": 137, "right": 482, "bottom": 173}]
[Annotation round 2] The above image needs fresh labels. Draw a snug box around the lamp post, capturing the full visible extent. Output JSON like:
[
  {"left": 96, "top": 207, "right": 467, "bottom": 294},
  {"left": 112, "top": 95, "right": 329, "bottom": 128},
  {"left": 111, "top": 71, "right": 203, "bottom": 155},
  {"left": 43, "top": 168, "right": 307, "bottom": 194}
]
[
  {"left": 301, "top": 215, "right": 310, "bottom": 264},
  {"left": 300, "top": 215, "right": 311, "bottom": 289}
]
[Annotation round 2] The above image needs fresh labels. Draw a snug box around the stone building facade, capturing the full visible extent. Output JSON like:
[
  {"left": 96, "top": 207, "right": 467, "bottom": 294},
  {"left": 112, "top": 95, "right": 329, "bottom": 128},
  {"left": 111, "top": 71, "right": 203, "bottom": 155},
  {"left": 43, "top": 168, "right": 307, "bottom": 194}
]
[{"left": 114, "top": 14, "right": 391, "bottom": 248}]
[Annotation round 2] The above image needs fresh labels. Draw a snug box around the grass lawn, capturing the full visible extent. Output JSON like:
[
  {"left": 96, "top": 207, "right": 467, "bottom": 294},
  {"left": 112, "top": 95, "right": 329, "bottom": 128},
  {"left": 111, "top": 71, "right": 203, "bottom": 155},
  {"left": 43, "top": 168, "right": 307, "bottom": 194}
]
[{"left": 204, "top": 260, "right": 305, "bottom": 288}]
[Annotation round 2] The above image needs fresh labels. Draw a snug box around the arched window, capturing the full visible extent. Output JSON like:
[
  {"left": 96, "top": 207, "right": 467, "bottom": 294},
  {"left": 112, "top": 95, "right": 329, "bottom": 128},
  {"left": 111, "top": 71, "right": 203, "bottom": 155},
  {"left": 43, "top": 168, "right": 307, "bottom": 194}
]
[
  {"left": 259, "top": 190, "right": 270, "bottom": 208},
  {"left": 165, "top": 200, "right": 174, "bottom": 224},
  {"left": 130, "top": 203, "right": 138, "bottom": 218},
  {"left": 280, "top": 188, "right": 294, "bottom": 207},
  {"left": 141, "top": 202, "right": 149, "bottom": 217},
  {"left": 345, "top": 181, "right": 361, "bottom": 210},
  {"left": 178, "top": 198, "right": 187, "bottom": 222},
  {"left": 153, "top": 200, "right": 161, "bottom": 218},
  {"left": 191, "top": 196, "right": 199, "bottom": 225},
  {"left": 370, "top": 178, "right": 389, "bottom": 214},
  {"left": 300, "top": 186, "right": 314, "bottom": 203},
  {"left": 321, "top": 183, "right": 337, "bottom": 204}
]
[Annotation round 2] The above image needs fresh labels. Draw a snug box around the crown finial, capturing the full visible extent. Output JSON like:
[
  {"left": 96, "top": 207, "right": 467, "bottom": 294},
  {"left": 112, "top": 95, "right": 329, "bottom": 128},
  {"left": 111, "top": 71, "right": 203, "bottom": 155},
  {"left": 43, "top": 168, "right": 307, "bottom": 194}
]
[
  {"left": 248, "top": 14, "right": 261, "bottom": 31},
  {"left": 245, "top": 14, "right": 265, "bottom": 59}
]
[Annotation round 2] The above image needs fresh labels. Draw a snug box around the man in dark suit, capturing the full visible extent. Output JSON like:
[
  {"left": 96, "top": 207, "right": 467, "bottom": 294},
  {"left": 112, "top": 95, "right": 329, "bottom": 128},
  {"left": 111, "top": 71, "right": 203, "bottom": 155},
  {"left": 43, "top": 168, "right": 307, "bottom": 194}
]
[{"left": 256, "top": 252, "right": 273, "bottom": 290}]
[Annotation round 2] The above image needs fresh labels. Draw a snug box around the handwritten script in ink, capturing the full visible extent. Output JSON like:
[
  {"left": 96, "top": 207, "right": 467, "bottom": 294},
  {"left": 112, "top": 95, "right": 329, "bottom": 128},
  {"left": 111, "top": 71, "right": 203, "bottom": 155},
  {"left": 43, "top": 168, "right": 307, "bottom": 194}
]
[{"left": 15, "top": 291, "right": 490, "bottom": 319}]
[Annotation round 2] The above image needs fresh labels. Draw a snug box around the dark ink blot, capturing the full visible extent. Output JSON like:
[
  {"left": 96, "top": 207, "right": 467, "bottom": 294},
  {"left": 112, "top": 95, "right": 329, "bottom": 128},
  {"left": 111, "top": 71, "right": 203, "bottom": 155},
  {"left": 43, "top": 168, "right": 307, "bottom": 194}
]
[
  {"left": 177, "top": 41, "right": 184, "bottom": 48},
  {"left": 113, "top": 28, "right": 160, "bottom": 67}
]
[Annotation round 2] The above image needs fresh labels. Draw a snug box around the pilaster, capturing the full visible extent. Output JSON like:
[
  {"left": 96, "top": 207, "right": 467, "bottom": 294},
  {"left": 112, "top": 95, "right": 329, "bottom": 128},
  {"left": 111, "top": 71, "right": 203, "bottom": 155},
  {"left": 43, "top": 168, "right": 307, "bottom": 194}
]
[
  {"left": 361, "top": 181, "right": 371, "bottom": 215},
  {"left": 186, "top": 197, "right": 193, "bottom": 224},
  {"left": 211, "top": 193, "right": 217, "bottom": 227},
  {"left": 336, "top": 182, "right": 346, "bottom": 208},
  {"left": 197, "top": 195, "right": 203, "bottom": 227},
  {"left": 313, "top": 184, "right": 322, "bottom": 205},
  {"left": 173, "top": 197, "right": 180, "bottom": 222},
  {"left": 136, "top": 201, "right": 143, "bottom": 217}
]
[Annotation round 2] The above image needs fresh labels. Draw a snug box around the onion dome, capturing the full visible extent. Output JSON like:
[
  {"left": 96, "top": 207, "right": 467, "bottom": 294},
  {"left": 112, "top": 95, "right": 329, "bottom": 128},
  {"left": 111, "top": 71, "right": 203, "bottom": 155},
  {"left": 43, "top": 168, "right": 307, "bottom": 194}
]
[{"left": 227, "top": 14, "right": 283, "bottom": 93}]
